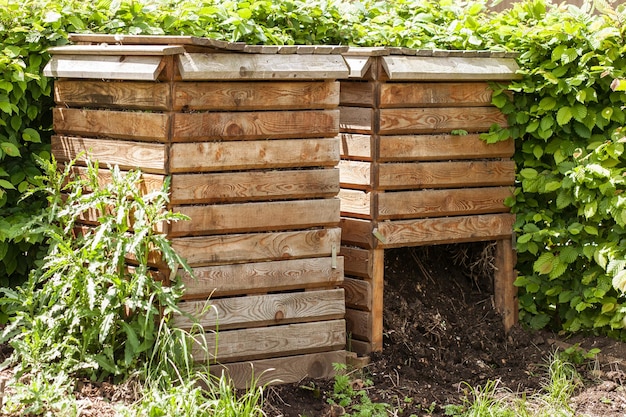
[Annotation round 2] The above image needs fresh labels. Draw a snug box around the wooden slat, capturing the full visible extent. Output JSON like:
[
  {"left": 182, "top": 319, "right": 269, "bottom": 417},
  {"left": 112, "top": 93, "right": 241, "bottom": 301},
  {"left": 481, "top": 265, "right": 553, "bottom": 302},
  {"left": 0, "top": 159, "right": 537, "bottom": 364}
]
[
  {"left": 338, "top": 160, "right": 374, "bottom": 190},
  {"left": 381, "top": 56, "right": 520, "bottom": 81},
  {"left": 43, "top": 55, "right": 163, "bottom": 80},
  {"left": 171, "top": 228, "right": 341, "bottom": 266},
  {"left": 379, "top": 135, "right": 514, "bottom": 162},
  {"left": 173, "top": 288, "right": 345, "bottom": 330},
  {"left": 379, "top": 107, "right": 508, "bottom": 135},
  {"left": 344, "top": 56, "right": 373, "bottom": 79},
  {"left": 378, "top": 160, "right": 516, "bottom": 190},
  {"left": 53, "top": 108, "right": 170, "bottom": 142},
  {"left": 339, "top": 107, "right": 374, "bottom": 134},
  {"left": 342, "top": 278, "right": 371, "bottom": 311},
  {"left": 370, "top": 248, "right": 384, "bottom": 352},
  {"left": 348, "top": 339, "right": 372, "bottom": 356},
  {"left": 178, "top": 53, "right": 349, "bottom": 80},
  {"left": 341, "top": 246, "right": 374, "bottom": 279},
  {"left": 170, "top": 168, "right": 339, "bottom": 204},
  {"left": 173, "top": 81, "right": 339, "bottom": 111},
  {"left": 172, "top": 110, "right": 339, "bottom": 141},
  {"left": 379, "top": 82, "right": 494, "bottom": 108},
  {"left": 210, "top": 350, "right": 347, "bottom": 388},
  {"left": 170, "top": 199, "right": 340, "bottom": 237},
  {"left": 345, "top": 309, "right": 372, "bottom": 342},
  {"left": 339, "top": 217, "right": 375, "bottom": 249},
  {"left": 375, "top": 213, "right": 515, "bottom": 248},
  {"left": 195, "top": 320, "right": 346, "bottom": 363},
  {"left": 340, "top": 81, "right": 376, "bottom": 107},
  {"left": 67, "top": 33, "right": 246, "bottom": 51},
  {"left": 54, "top": 80, "right": 171, "bottom": 110},
  {"left": 494, "top": 238, "right": 518, "bottom": 332},
  {"left": 67, "top": 166, "right": 165, "bottom": 195},
  {"left": 377, "top": 187, "right": 512, "bottom": 220},
  {"left": 48, "top": 44, "right": 185, "bottom": 56},
  {"left": 51, "top": 136, "right": 166, "bottom": 174},
  {"left": 180, "top": 257, "right": 344, "bottom": 299},
  {"left": 169, "top": 138, "right": 339, "bottom": 173},
  {"left": 340, "top": 133, "right": 374, "bottom": 161},
  {"left": 339, "top": 188, "right": 374, "bottom": 219}
]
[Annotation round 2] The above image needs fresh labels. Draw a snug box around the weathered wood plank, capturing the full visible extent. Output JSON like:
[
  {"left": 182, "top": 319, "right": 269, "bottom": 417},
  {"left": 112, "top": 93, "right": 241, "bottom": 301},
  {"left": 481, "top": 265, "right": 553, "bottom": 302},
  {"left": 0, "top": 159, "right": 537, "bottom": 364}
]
[
  {"left": 340, "top": 81, "right": 376, "bottom": 107},
  {"left": 494, "top": 238, "right": 518, "bottom": 332},
  {"left": 379, "top": 82, "right": 494, "bottom": 108},
  {"left": 172, "top": 110, "right": 339, "bottom": 141},
  {"left": 48, "top": 44, "right": 185, "bottom": 56},
  {"left": 342, "top": 278, "right": 371, "bottom": 311},
  {"left": 345, "top": 309, "right": 372, "bottom": 342},
  {"left": 375, "top": 213, "right": 516, "bottom": 248},
  {"left": 170, "top": 168, "right": 339, "bottom": 204},
  {"left": 348, "top": 339, "right": 372, "bottom": 356},
  {"left": 378, "top": 160, "right": 516, "bottom": 190},
  {"left": 170, "top": 199, "right": 341, "bottom": 237},
  {"left": 195, "top": 320, "right": 346, "bottom": 363},
  {"left": 341, "top": 246, "right": 374, "bottom": 279},
  {"left": 338, "top": 160, "right": 374, "bottom": 190},
  {"left": 173, "top": 81, "right": 339, "bottom": 111},
  {"left": 339, "top": 188, "right": 374, "bottom": 219},
  {"left": 210, "top": 350, "right": 347, "bottom": 388},
  {"left": 54, "top": 80, "right": 171, "bottom": 110},
  {"left": 67, "top": 33, "right": 246, "bottom": 51},
  {"left": 169, "top": 138, "right": 339, "bottom": 173},
  {"left": 51, "top": 136, "right": 166, "bottom": 174},
  {"left": 339, "top": 107, "right": 374, "bottom": 134},
  {"left": 180, "top": 257, "right": 344, "bottom": 299},
  {"left": 67, "top": 165, "right": 165, "bottom": 195},
  {"left": 339, "top": 217, "right": 375, "bottom": 249},
  {"left": 173, "top": 288, "right": 345, "bottom": 330},
  {"left": 379, "top": 107, "right": 508, "bottom": 135},
  {"left": 178, "top": 53, "right": 349, "bottom": 80},
  {"left": 381, "top": 56, "right": 520, "bottom": 81},
  {"left": 43, "top": 55, "right": 164, "bottom": 80},
  {"left": 344, "top": 56, "right": 373, "bottom": 79},
  {"left": 171, "top": 228, "right": 342, "bottom": 266},
  {"left": 378, "top": 134, "right": 514, "bottom": 162},
  {"left": 377, "top": 187, "right": 513, "bottom": 219},
  {"left": 370, "top": 248, "right": 384, "bottom": 352},
  {"left": 340, "top": 133, "right": 374, "bottom": 161},
  {"left": 53, "top": 108, "right": 170, "bottom": 142}
]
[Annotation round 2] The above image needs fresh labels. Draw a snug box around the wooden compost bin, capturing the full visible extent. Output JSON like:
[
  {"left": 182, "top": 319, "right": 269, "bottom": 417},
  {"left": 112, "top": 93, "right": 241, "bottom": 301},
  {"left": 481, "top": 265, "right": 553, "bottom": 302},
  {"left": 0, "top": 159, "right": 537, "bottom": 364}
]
[
  {"left": 338, "top": 47, "right": 520, "bottom": 355},
  {"left": 44, "top": 34, "right": 350, "bottom": 386}
]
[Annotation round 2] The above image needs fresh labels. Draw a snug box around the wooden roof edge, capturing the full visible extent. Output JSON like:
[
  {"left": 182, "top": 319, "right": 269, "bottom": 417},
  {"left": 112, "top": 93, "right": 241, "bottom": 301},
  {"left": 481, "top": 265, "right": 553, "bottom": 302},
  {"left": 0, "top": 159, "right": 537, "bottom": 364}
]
[{"left": 47, "top": 44, "right": 186, "bottom": 56}]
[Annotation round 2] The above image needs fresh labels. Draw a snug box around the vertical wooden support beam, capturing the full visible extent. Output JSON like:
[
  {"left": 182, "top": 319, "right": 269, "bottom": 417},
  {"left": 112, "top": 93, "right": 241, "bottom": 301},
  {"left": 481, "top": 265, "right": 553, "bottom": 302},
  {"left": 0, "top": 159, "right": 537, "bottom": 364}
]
[
  {"left": 494, "top": 238, "right": 518, "bottom": 331},
  {"left": 371, "top": 248, "right": 385, "bottom": 352}
]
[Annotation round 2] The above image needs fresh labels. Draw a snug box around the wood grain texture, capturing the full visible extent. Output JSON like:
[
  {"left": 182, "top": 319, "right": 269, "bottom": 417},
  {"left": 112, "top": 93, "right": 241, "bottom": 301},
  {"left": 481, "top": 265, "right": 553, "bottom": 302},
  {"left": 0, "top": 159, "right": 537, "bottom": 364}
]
[
  {"left": 375, "top": 213, "right": 515, "bottom": 248},
  {"left": 179, "top": 257, "right": 344, "bottom": 299},
  {"left": 178, "top": 53, "right": 349, "bottom": 80},
  {"left": 173, "top": 81, "right": 339, "bottom": 111},
  {"left": 345, "top": 309, "right": 372, "bottom": 342},
  {"left": 173, "top": 288, "right": 345, "bottom": 330},
  {"left": 340, "top": 81, "right": 376, "bottom": 107},
  {"left": 378, "top": 160, "right": 515, "bottom": 190},
  {"left": 54, "top": 80, "right": 171, "bottom": 110},
  {"left": 378, "top": 134, "right": 514, "bottom": 161},
  {"left": 340, "top": 133, "right": 374, "bottom": 161},
  {"left": 53, "top": 108, "right": 170, "bottom": 142},
  {"left": 51, "top": 136, "right": 166, "bottom": 174},
  {"left": 344, "top": 56, "right": 372, "bottom": 79},
  {"left": 494, "top": 238, "right": 518, "bottom": 332},
  {"left": 43, "top": 55, "right": 164, "bottom": 80},
  {"left": 171, "top": 228, "right": 341, "bottom": 266},
  {"left": 341, "top": 246, "right": 374, "bottom": 279},
  {"left": 170, "top": 198, "right": 340, "bottom": 237},
  {"left": 379, "top": 107, "right": 508, "bottom": 135},
  {"left": 195, "top": 320, "right": 346, "bottom": 363},
  {"left": 67, "top": 165, "right": 165, "bottom": 195},
  {"left": 342, "top": 277, "right": 371, "bottom": 311},
  {"left": 379, "top": 82, "right": 494, "bottom": 108},
  {"left": 339, "top": 188, "right": 374, "bottom": 218},
  {"left": 169, "top": 138, "right": 339, "bottom": 173},
  {"left": 47, "top": 44, "right": 185, "bottom": 56},
  {"left": 338, "top": 160, "right": 374, "bottom": 189},
  {"left": 381, "top": 56, "right": 520, "bottom": 81},
  {"left": 377, "top": 187, "right": 512, "bottom": 219},
  {"left": 339, "top": 217, "right": 375, "bottom": 249},
  {"left": 172, "top": 110, "right": 339, "bottom": 141},
  {"left": 339, "top": 107, "right": 374, "bottom": 134},
  {"left": 210, "top": 350, "right": 347, "bottom": 388}
]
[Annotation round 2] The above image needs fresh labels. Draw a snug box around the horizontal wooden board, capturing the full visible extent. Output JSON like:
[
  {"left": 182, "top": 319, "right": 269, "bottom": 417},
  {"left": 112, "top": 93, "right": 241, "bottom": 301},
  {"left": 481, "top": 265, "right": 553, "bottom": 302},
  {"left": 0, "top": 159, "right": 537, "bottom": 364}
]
[
  {"left": 340, "top": 81, "right": 376, "bottom": 107},
  {"left": 378, "top": 160, "right": 515, "bottom": 190},
  {"left": 347, "top": 339, "right": 372, "bottom": 356},
  {"left": 66, "top": 165, "right": 165, "bottom": 195},
  {"left": 68, "top": 33, "right": 245, "bottom": 50},
  {"left": 172, "top": 110, "right": 339, "bottom": 141},
  {"left": 51, "top": 136, "right": 166, "bottom": 174},
  {"left": 342, "top": 278, "right": 371, "bottom": 311},
  {"left": 339, "top": 188, "right": 373, "bottom": 219},
  {"left": 210, "top": 350, "right": 347, "bottom": 388},
  {"left": 345, "top": 309, "right": 372, "bottom": 342},
  {"left": 173, "top": 288, "right": 345, "bottom": 330},
  {"left": 170, "top": 198, "right": 340, "bottom": 237},
  {"left": 179, "top": 257, "right": 344, "bottom": 299},
  {"left": 381, "top": 56, "right": 520, "bottom": 81},
  {"left": 377, "top": 187, "right": 513, "bottom": 220},
  {"left": 379, "top": 82, "right": 494, "bottom": 108},
  {"left": 379, "top": 107, "right": 508, "bottom": 135},
  {"left": 173, "top": 81, "right": 339, "bottom": 111},
  {"left": 378, "top": 134, "right": 514, "bottom": 161},
  {"left": 170, "top": 168, "right": 339, "bottom": 204},
  {"left": 53, "top": 108, "right": 170, "bottom": 142},
  {"left": 54, "top": 80, "right": 170, "bottom": 110},
  {"left": 376, "top": 213, "right": 516, "bottom": 248},
  {"left": 178, "top": 53, "right": 349, "bottom": 80},
  {"left": 340, "top": 133, "right": 373, "bottom": 161},
  {"left": 340, "top": 246, "right": 374, "bottom": 279},
  {"left": 170, "top": 137, "right": 339, "bottom": 173},
  {"left": 43, "top": 55, "right": 164, "bottom": 81},
  {"left": 48, "top": 44, "right": 185, "bottom": 56},
  {"left": 171, "top": 228, "right": 341, "bottom": 266},
  {"left": 339, "top": 107, "right": 374, "bottom": 134},
  {"left": 339, "top": 217, "right": 375, "bottom": 249},
  {"left": 338, "top": 160, "right": 373, "bottom": 190},
  {"left": 195, "top": 320, "right": 346, "bottom": 363}
]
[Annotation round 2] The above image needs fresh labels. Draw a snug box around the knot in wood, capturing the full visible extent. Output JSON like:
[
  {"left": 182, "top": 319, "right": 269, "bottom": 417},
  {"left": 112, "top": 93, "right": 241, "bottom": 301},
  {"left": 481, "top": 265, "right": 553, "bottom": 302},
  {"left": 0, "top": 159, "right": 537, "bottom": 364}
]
[{"left": 274, "top": 310, "right": 285, "bottom": 322}]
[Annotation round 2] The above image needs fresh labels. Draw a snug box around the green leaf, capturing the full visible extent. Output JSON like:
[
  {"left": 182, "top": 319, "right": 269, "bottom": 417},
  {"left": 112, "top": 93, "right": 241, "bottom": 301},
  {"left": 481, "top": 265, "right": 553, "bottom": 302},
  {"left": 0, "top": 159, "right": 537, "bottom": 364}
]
[
  {"left": 0, "top": 142, "right": 20, "bottom": 157},
  {"left": 22, "top": 128, "right": 41, "bottom": 143},
  {"left": 534, "top": 252, "right": 555, "bottom": 275},
  {"left": 0, "top": 180, "right": 15, "bottom": 190},
  {"left": 520, "top": 168, "right": 538, "bottom": 179},
  {"left": 556, "top": 107, "right": 572, "bottom": 125},
  {"left": 539, "top": 97, "right": 557, "bottom": 111},
  {"left": 571, "top": 103, "right": 587, "bottom": 122}
]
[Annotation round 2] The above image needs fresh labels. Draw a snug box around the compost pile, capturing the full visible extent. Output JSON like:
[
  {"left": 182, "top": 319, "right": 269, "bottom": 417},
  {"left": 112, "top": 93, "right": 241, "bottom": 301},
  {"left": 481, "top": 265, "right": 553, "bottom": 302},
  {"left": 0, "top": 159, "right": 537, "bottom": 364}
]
[{"left": 264, "top": 243, "right": 626, "bottom": 417}]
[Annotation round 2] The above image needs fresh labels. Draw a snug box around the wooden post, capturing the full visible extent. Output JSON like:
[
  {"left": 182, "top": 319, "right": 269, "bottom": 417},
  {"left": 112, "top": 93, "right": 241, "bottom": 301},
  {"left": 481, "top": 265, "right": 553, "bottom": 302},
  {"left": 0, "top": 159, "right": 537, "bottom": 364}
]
[
  {"left": 370, "top": 248, "right": 385, "bottom": 352},
  {"left": 494, "top": 238, "right": 518, "bottom": 331}
]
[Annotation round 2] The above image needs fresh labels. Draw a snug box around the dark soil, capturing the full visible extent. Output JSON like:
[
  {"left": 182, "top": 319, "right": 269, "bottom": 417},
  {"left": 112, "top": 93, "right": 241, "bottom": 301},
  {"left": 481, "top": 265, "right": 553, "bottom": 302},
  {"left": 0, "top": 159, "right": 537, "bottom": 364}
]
[{"left": 263, "top": 243, "right": 626, "bottom": 417}]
